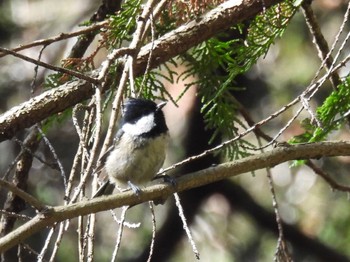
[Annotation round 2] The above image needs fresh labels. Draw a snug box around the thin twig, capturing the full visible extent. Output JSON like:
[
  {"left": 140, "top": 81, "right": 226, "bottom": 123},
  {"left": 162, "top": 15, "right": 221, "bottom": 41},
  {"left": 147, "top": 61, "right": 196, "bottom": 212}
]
[
  {"left": 128, "top": 57, "right": 136, "bottom": 97},
  {"left": 0, "top": 210, "right": 31, "bottom": 221},
  {"left": 254, "top": 126, "right": 293, "bottom": 261},
  {"left": 12, "top": 138, "right": 59, "bottom": 171},
  {"left": 85, "top": 96, "right": 99, "bottom": 262},
  {"left": 87, "top": 213, "right": 96, "bottom": 262},
  {"left": 266, "top": 167, "right": 293, "bottom": 262},
  {"left": 78, "top": 215, "right": 85, "bottom": 262},
  {"left": 110, "top": 209, "right": 141, "bottom": 228},
  {"left": 37, "top": 227, "right": 55, "bottom": 262},
  {"left": 97, "top": 47, "right": 135, "bottom": 85},
  {"left": 139, "top": 12, "right": 156, "bottom": 95},
  {"left": 300, "top": 94, "right": 322, "bottom": 128},
  {"left": 49, "top": 221, "right": 69, "bottom": 262},
  {"left": 65, "top": 104, "right": 93, "bottom": 202},
  {"left": 306, "top": 160, "right": 350, "bottom": 192},
  {"left": 303, "top": 0, "right": 350, "bottom": 97},
  {"left": 302, "top": 2, "right": 341, "bottom": 89},
  {"left": 147, "top": 201, "right": 156, "bottom": 262},
  {"left": 0, "top": 21, "right": 107, "bottom": 59},
  {"left": 73, "top": 97, "right": 99, "bottom": 261},
  {"left": 139, "top": 0, "right": 168, "bottom": 94},
  {"left": 20, "top": 244, "right": 50, "bottom": 262},
  {"left": 85, "top": 87, "right": 102, "bottom": 198},
  {"left": 17, "top": 244, "right": 23, "bottom": 262},
  {"left": 69, "top": 99, "right": 98, "bottom": 204},
  {"left": 0, "top": 47, "right": 98, "bottom": 84},
  {"left": 30, "top": 45, "right": 47, "bottom": 93},
  {"left": 328, "top": 2, "right": 350, "bottom": 67},
  {"left": 0, "top": 179, "right": 47, "bottom": 211},
  {"left": 174, "top": 193, "right": 200, "bottom": 260},
  {"left": 36, "top": 126, "right": 67, "bottom": 191},
  {"left": 111, "top": 206, "right": 129, "bottom": 262}
]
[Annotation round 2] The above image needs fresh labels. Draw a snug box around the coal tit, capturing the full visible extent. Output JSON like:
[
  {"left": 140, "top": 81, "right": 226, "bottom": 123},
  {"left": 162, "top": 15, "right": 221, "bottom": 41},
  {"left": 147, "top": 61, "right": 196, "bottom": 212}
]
[{"left": 94, "top": 98, "right": 169, "bottom": 196}]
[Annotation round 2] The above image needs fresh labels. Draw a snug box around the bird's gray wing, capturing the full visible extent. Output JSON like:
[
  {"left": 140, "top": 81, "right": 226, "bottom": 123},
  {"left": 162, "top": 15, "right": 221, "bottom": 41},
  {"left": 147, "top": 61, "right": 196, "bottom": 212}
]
[{"left": 92, "top": 180, "right": 115, "bottom": 198}]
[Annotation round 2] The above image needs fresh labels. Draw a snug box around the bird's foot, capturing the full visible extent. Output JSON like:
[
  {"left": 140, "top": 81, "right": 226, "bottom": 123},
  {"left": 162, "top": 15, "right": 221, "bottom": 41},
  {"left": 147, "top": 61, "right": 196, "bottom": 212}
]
[
  {"left": 127, "top": 181, "right": 142, "bottom": 195},
  {"left": 153, "top": 174, "right": 177, "bottom": 187}
]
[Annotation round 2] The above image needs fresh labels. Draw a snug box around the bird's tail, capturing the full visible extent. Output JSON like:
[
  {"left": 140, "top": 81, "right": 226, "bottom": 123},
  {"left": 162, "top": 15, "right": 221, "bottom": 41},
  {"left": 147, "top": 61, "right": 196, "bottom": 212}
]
[{"left": 92, "top": 181, "right": 115, "bottom": 198}]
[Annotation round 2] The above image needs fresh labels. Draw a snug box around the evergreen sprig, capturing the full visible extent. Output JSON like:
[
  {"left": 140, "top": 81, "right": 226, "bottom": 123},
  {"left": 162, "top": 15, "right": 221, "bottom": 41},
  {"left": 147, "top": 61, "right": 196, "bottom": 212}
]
[
  {"left": 107, "top": 0, "right": 142, "bottom": 48},
  {"left": 133, "top": 69, "right": 175, "bottom": 101},
  {"left": 176, "top": 1, "right": 298, "bottom": 159},
  {"left": 291, "top": 75, "right": 350, "bottom": 144}
]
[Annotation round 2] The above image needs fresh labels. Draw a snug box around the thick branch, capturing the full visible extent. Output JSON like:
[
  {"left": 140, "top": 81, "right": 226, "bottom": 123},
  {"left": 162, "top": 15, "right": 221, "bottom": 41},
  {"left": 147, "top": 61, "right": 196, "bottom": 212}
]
[
  {"left": 0, "top": 0, "right": 284, "bottom": 141},
  {"left": 135, "top": 0, "right": 283, "bottom": 75},
  {"left": 0, "top": 141, "right": 349, "bottom": 252},
  {"left": 0, "top": 80, "right": 94, "bottom": 140}
]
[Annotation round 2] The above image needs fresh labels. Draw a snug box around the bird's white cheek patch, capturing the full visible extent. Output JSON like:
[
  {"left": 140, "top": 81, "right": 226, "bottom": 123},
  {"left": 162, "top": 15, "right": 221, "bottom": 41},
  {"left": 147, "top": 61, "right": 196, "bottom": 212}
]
[{"left": 122, "top": 113, "right": 155, "bottom": 136}]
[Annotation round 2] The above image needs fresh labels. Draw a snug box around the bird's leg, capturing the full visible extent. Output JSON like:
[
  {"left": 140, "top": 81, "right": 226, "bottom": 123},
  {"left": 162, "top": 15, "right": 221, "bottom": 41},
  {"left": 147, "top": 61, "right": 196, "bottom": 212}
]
[{"left": 127, "top": 181, "right": 141, "bottom": 195}]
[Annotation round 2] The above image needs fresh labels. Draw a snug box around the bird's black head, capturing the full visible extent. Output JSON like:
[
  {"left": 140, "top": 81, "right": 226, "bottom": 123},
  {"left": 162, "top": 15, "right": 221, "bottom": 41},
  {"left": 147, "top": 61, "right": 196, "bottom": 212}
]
[{"left": 121, "top": 98, "right": 168, "bottom": 137}]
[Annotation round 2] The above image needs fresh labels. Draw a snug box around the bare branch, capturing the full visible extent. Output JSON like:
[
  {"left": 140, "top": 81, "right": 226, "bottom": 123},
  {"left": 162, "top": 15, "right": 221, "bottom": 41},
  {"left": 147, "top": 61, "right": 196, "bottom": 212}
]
[
  {"left": 0, "top": 22, "right": 107, "bottom": 59},
  {"left": 174, "top": 193, "right": 199, "bottom": 260},
  {"left": 0, "top": 141, "right": 350, "bottom": 253},
  {"left": 0, "top": 47, "right": 98, "bottom": 84},
  {"left": 302, "top": 2, "right": 341, "bottom": 89},
  {"left": 0, "top": 179, "right": 47, "bottom": 212},
  {"left": 0, "top": 79, "right": 94, "bottom": 141},
  {"left": 306, "top": 160, "right": 350, "bottom": 192}
]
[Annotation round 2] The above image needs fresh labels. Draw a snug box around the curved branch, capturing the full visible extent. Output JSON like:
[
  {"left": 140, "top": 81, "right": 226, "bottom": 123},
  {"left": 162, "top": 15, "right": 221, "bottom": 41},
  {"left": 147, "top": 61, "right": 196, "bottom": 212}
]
[
  {"left": 0, "top": 0, "right": 284, "bottom": 141},
  {"left": 0, "top": 141, "right": 350, "bottom": 252},
  {"left": 0, "top": 47, "right": 98, "bottom": 84},
  {"left": 0, "top": 80, "right": 94, "bottom": 140},
  {"left": 0, "top": 22, "right": 107, "bottom": 59}
]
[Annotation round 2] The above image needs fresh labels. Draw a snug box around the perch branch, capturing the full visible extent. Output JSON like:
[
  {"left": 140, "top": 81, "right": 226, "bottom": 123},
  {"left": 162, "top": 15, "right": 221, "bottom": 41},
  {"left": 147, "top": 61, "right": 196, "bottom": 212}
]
[{"left": 0, "top": 141, "right": 350, "bottom": 252}]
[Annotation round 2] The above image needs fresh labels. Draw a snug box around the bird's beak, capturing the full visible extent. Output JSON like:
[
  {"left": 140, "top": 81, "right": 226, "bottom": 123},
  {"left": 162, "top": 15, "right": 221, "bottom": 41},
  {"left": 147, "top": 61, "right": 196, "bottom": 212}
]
[{"left": 156, "top": 101, "right": 167, "bottom": 110}]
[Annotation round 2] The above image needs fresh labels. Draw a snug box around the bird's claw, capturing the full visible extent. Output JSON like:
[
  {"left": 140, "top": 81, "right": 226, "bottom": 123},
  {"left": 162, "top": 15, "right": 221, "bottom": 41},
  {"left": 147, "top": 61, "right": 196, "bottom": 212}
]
[
  {"left": 128, "top": 181, "right": 142, "bottom": 195},
  {"left": 153, "top": 174, "right": 177, "bottom": 187}
]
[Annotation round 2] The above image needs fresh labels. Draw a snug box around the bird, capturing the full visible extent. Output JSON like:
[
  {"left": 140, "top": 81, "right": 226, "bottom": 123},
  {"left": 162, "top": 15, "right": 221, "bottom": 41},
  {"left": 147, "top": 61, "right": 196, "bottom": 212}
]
[{"left": 93, "top": 98, "right": 169, "bottom": 197}]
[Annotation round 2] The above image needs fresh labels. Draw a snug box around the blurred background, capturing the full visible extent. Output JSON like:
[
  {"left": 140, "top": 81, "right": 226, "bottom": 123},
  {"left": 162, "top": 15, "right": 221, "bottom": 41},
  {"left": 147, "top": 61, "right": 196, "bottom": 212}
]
[{"left": 1, "top": 0, "right": 350, "bottom": 261}]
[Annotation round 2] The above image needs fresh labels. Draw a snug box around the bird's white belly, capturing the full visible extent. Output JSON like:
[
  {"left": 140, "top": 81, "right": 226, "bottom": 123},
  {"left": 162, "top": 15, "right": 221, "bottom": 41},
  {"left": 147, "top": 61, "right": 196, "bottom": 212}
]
[{"left": 105, "top": 133, "right": 168, "bottom": 187}]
